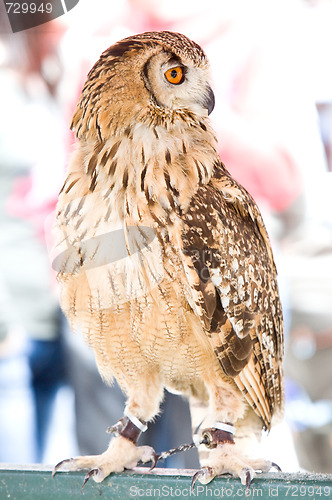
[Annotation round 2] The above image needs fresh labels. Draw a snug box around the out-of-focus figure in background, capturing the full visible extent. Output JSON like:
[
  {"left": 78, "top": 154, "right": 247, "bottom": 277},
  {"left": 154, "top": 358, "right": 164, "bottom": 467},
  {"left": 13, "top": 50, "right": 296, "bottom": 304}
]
[
  {"left": 282, "top": 0, "right": 332, "bottom": 474},
  {"left": 0, "top": 7, "right": 68, "bottom": 463}
]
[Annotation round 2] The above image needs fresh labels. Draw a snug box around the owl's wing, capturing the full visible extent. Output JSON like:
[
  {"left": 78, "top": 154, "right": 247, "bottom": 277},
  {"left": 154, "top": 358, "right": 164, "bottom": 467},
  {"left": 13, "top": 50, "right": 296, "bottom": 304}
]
[{"left": 180, "top": 164, "right": 284, "bottom": 428}]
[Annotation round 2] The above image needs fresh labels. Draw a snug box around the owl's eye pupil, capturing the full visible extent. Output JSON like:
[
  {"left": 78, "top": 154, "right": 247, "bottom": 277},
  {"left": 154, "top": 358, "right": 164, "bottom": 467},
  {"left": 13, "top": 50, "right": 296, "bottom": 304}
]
[{"left": 165, "top": 66, "right": 184, "bottom": 85}]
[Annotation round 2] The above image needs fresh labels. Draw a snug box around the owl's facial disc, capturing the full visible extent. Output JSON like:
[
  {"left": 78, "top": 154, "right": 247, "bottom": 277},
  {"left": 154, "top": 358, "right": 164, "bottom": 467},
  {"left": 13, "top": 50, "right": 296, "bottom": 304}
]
[{"left": 143, "top": 52, "right": 215, "bottom": 117}]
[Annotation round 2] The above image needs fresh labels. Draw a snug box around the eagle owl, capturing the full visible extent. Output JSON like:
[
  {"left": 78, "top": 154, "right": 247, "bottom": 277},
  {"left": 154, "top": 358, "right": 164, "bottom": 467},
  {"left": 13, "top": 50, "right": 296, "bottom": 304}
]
[{"left": 53, "top": 31, "right": 284, "bottom": 487}]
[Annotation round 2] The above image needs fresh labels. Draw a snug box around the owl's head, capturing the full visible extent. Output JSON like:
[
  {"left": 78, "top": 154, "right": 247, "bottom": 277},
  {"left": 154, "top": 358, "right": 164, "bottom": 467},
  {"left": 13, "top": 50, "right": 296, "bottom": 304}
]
[{"left": 71, "top": 31, "right": 215, "bottom": 141}]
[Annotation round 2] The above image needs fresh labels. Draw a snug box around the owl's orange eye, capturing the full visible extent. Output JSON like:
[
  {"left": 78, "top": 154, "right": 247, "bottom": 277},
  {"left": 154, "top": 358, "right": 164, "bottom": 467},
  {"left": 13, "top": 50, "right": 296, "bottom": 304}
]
[{"left": 165, "top": 66, "right": 184, "bottom": 85}]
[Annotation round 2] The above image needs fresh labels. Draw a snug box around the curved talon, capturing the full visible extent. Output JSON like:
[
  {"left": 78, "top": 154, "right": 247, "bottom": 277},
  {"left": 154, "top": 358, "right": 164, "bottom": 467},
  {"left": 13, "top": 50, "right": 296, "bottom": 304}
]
[
  {"left": 271, "top": 462, "right": 282, "bottom": 472},
  {"left": 149, "top": 452, "right": 159, "bottom": 471},
  {"left": 191, "top": 470, "right": 202, "bottom": 493},
  {"left": 82, "top": 469, "right": 99, "bottom": 490},
  {"left": 245, "top": 469, "right": 253, "bottom": 490},
  {"left": 191, "top": 467, "right": 214, "bottom": 492},
  {"left": 52, "top": 458, "right": 73, "bottom": 477}
]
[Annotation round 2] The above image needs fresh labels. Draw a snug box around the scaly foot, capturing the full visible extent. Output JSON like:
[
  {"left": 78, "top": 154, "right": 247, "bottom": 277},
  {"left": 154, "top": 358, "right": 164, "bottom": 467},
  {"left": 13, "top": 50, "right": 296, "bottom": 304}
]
[
  {"left": 53, "top": 436, "right": 156, "bottom": 485},
  {"left": 191, "top": 443, "right": 280, "bottom": 490}
]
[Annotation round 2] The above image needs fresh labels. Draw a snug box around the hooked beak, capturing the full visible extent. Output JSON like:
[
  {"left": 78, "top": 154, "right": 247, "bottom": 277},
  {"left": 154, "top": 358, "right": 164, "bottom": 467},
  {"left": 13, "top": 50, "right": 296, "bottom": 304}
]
[{"left": 203, "top": 85, "right": 215, "bottom": 115}]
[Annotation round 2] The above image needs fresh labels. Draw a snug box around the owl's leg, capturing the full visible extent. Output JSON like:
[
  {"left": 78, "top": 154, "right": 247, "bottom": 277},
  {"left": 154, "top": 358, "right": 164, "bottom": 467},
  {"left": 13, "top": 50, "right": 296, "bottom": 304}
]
[
  {"left": 53, "top": 374, "right": 164, "bottom": 484},
  {"left": 191, "top": 377, "right": 278, "bottom": 489}
]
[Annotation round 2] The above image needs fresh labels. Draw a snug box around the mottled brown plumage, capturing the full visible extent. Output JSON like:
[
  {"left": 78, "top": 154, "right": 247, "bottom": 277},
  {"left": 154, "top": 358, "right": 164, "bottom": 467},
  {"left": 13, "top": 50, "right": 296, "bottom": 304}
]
[{"left": 54, "top": 31, "right": 284, "bottom": 486}]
